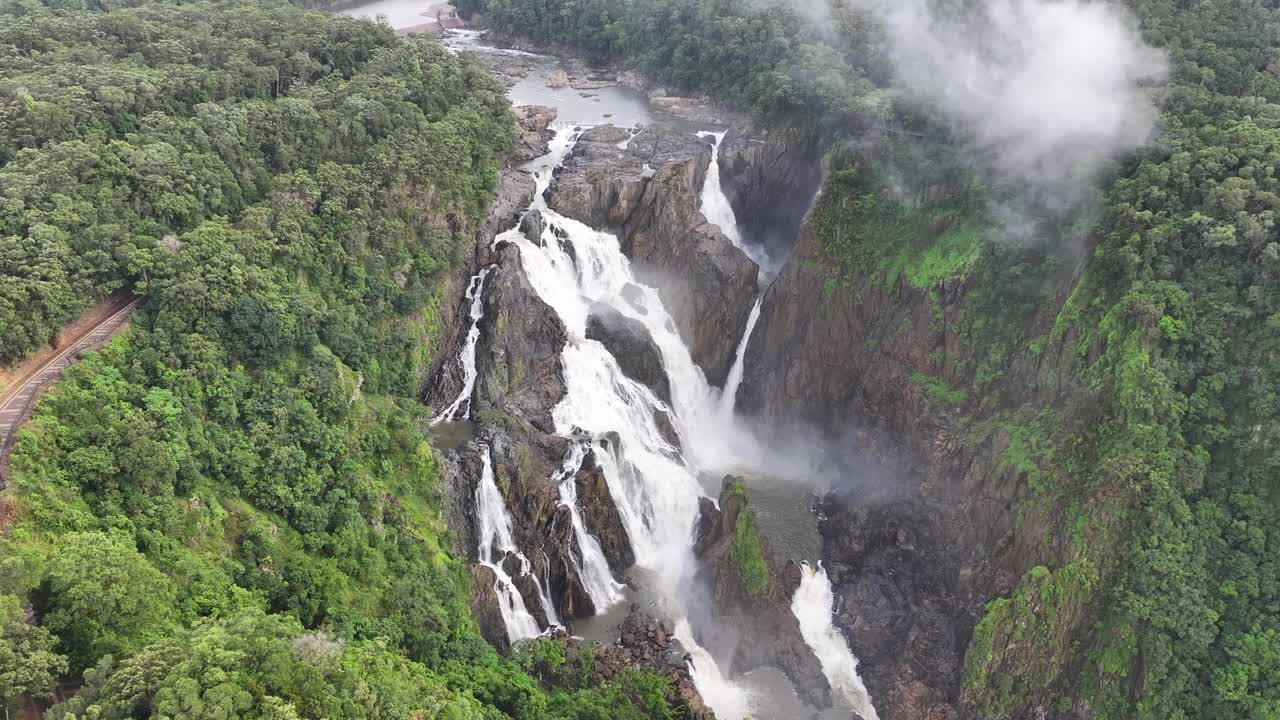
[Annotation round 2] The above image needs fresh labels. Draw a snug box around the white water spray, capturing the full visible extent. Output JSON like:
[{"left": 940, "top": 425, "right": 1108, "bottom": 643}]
[
  {"left": 791, "top": 562, "right": 879, "bottom": 720},
  {"left": 720, "top": 296, "right": 763, "bottom": 418},
  {"left": 475, "top": 445, "right": 545, "bottom": 641},
  {"left": 431, "top": 266, "right": 494, "bottom": 425}
]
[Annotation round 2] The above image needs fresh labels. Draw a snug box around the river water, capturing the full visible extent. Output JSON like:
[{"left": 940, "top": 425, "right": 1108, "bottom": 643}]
[
  {"left": 337, "top": 0, "right": 449, "bottom": 28},
  {"left": 334, "top": 4, "right": 875, "bottom": 717}
]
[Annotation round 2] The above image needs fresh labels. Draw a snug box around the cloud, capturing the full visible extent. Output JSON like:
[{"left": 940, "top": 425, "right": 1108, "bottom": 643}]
[{"left": 799, "top": 0, "right": 1168, "bottom": 205}]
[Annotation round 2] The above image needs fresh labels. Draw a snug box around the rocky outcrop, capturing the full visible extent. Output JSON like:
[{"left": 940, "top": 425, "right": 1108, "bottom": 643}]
[
  {"left": 421, "top": 168, "right": 534, "bottom": 407},
  {"left": 512, "top": 105, "right": 558, "bottom": 162},
  {"left": 693, "top": 478, "right": 832, "bottom": 709},
  {"left": 472, "top": 242, "right": 568, "bottom": 432},
  {"left": 519, "top": 612, "right": 714, "bottom": 720},
  {"left": 469, "top": 565, "right": 510, "bottom": 653},
  {"left": 820, "top": 494, "right": 971, "bottom": 720},
  {"left": 717, "top": 130, "right": 824, "bottom": 267},
  {"left": 444, "top": 432, "right": 635, "bottom": 642},
  {"left": 574, "top": 449, "right": 635, "bottom": 573},
  {"left": 585, "top": 302, "right": 670, "bottom": 404},
  {"left": 546, "top": 126, "right": 758, "bottom": 387}
]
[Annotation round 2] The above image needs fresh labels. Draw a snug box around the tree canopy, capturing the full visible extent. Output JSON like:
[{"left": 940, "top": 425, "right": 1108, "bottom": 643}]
[{"left": 0, "top": 2, "right": 693, "bottom": 718}]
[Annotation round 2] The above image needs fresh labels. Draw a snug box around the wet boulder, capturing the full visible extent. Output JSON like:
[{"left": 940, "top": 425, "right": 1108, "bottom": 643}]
[
  {"left": 585, "top": 302, "right": 670, "bottom": 404},
  {"left": 574, "top": 449, "right": 636, "bottom": 573},
  {"left": 513, "top": 105, "right": 559, "bottom": 162}
]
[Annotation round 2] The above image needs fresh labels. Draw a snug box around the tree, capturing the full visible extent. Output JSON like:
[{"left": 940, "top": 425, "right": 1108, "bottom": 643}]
[
  {"left": 41, "top": 532, "right": 175, "bottom": 669},
  {"left": 0, "top": 594, "right": 68, "bottom": 715}
]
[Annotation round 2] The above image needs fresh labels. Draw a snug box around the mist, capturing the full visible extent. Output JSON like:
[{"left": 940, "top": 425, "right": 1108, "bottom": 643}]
[{"left": 806, "top": 0, "right": 1168, "bottom": 206}]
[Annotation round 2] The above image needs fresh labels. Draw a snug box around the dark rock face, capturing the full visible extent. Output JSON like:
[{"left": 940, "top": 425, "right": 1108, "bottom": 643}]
[
  {"left": 469, "top": 565, "right": 510, "bottom": 654},
  {"left": 717, "top": 130, "right": 824, "bottom": 266},
  {"left": 693, "top": 477, "right": 832, "bottom": 709},
  {"left": 820, "top": 495, "right": 970, "bottom": 720},
  {"left": 585, "top": 302, "right": 670, "bottom": 404},
  {"left": 736, "top": 204, "right": 1088, "bottom": 719},
  {"left": 443, "top": 432, "right": 635, "bottom": 644},
  {"left": 421, "top": 169, "right": 535, "bottom": 410},
  {"left": 546, "top": 126, "right": 758, "bottom": 387},
  {"left": 472, "top": 243, "right": 568, "bottom": 432},
  {"left": 574, "top": 449, "right": 635, "bottom": 573}
]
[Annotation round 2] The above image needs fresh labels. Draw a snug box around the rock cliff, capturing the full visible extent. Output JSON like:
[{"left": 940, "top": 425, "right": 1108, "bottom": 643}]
[{"left": 735, "top": 176, "right": 1095, "bottom": 719}]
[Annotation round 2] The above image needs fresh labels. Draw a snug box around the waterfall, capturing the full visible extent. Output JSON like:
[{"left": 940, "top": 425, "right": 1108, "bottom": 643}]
[
  {"left": 720, "top": 296, "right": 762, "bottom": 417},
  {"left": 674, "top": 617, "right": 755, "bottom": 720},
  {"left": 502, "top": 126, "right": 753, "bottom": 717},
  {"left": 431, "top": 265, "right": 495, "bottom": 425},
  {"left": 697, "top": 131, "right": 770, "bottom": 270},
  {"left": 475, "top": 444, "right": 551, "bottom": 642},
  {"left": 696, "top": 131, "right": 743, "bottom": 246},
  {"left": 556, "top": 443, "right": 626, "bottom": 607},
  {"left": 617, "top": 126, "right": 642, "bottom": 150},
  {"left": 791, "top": 562, "right": 879, "bottom": 720}
]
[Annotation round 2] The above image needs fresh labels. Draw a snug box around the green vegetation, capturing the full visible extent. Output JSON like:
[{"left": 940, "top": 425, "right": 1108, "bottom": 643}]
[
  {"left": 0, "top": 2, "right": 693, "bottom": 718},
  {"left": 457, "top": 0, "right": 890, "bottom": 130},
  {"left": 811, "top": 146, "right": 990, "bottom": 292},
  {"left": 728, "top": 483, "right": 769, "bottom": 596},
  {"left": 910, "top": 372, "right": 968, "bottom": 406}
]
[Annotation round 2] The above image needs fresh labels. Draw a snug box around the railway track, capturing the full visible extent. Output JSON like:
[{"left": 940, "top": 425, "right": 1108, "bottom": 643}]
[{"left": 0, "top": 298, "right": 142, "bottom": 486}]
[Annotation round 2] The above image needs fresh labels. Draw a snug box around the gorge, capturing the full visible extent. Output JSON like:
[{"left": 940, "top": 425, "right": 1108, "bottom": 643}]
[{"left": 1, "top": 2, "right": 1276, "bottom": 720}]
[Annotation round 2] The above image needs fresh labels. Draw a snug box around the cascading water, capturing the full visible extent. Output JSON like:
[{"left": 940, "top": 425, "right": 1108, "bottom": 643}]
[
  {"left": 720, "top": 296, "right": 763, "bottom": 418},
  {"left": 475, "top": 444, "right": 555, "bottom": 641},
  {"left": 497, "top": 127, "right": 755, "bottom": 716},
  {"left": 791, "top": 562, "right": 879, "bottom": 720},
  {"left": 477, "top": 124, "right": 877, "bottom": 719},
  {"left": 431, "top": 266, "right": 495, "bottom": 425},
  {"left": 696, "top": 131, "right": 771, "bottom": 270},
  {"left": 555, "top": 443, "right": 626, "bottom": 607}
]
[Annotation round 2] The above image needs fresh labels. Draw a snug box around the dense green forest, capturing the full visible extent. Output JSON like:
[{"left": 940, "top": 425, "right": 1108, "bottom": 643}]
[
  {"left": 464, "top": 0, "right": 1280, "bottom": 719},
  {"left": 0, "top": 2, "right": 688, "bottom": 718},
  {"left": 455, "top": 0, "right": 891, "bottom": 130}
]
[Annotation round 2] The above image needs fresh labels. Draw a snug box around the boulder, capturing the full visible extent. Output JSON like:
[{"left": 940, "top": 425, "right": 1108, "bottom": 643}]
[
  {"left": 585, "top": 302, "right": 670, "bottom": 404},
  {"left": 518, "top": 208, "right": 545, "bottom": 241},
  {"left": 512, "top": 105, "right": 559, "bottom": 162},
  {"left": 574, "top": 450, "right": 636, "bottom": 573},
  {"left": 546, "top": 69, "right": 570, "bottom": 88}
]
